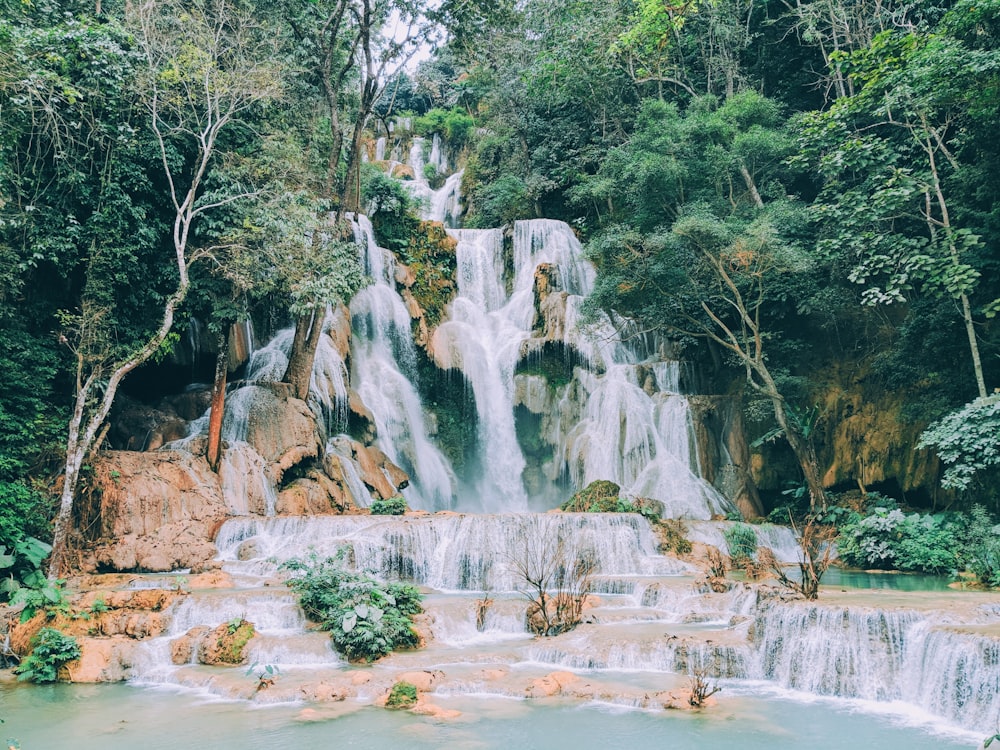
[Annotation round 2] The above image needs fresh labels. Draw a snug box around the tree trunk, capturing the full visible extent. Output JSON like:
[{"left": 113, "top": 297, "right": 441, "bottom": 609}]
[
  {"left": 283, "top": 309, "right": 326, "bottom": 400},
  {"left": 206, "top": 330, "right": 228, "bottom": 472},
  {"left": 772, "top": 398, "right": 828, "bottom": 512}
]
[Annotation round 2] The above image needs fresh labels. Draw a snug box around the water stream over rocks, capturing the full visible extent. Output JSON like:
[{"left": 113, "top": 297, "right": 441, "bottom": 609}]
[{"left": 35, "top": 130, "right": 999, "bottom": 747}]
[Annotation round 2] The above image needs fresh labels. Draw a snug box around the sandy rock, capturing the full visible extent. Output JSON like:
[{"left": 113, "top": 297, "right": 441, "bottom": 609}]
[
  {"left": 197, "top": 620, "right": 256, "bottom": 666},
  {"left": 394, "top": 261, "right": 417, "bottom": 288},
  {"left": 411, "top": 697, "right": 461, "bottom": 719},
  {"left": 301, "top": 681, "right": 349, "bottom": 702},
  {"left": 354, "top": 445, "right": 397, "bottom": 500},
  {"left": 327, "top": 306, "right": 353, "bottom": 360},
  {"left": 525, "top": 671, "right": 581, "bottom": 698},
  {"left": 62, "top": 636, "right": 137, "bottom": 682},
  {"left": 350, "top": 671, "right": 372, "bottom": 685},
  {"left": 188, "top": 570, "right": 234, "bottom": 589},
  {"left": 479, "top": 668, "right": 509, "bottom": 681},
  {"left": 390, "top": 163, "right": 415, "bottom": 180},
  {"left": 171, "top": 626, "right": 208, "bottom": 664},
  {"left": 347, "top": 391, "right": 377, "bottom": 443},
  {"left": 395, "top": 669, "right": 444, "bottom": 692},
  {"left": 81, "top": 451, "right": 228, "bottom": 574}
]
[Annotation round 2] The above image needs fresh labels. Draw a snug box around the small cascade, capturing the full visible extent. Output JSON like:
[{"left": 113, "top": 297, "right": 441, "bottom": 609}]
[
  {"left": 749, "top": 603, "right": 919, "bottom": 700},
  {"left": 900, "top": 624, "right": 1000, "bottom": 732},
  {"left": 686, "top": 521, "right": 805, "bottom": 563},
  {"left": 404, "top": 136, "right": 463, "bottom": 226},
  {"left": 215, "top": 513, "right": 691, "bottom": 591}
]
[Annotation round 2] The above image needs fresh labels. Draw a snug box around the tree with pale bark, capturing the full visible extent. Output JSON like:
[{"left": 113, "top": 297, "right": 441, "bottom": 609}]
[{"left": 47, "top": 0, "right": 283, "bottom": 575}]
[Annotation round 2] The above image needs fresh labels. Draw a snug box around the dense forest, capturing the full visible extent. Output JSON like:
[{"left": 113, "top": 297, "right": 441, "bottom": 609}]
[{"left": 2, "top": 0, "right": 1000, "bottom": 592}]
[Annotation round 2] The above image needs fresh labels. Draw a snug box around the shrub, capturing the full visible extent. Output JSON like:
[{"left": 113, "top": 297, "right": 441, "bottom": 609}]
[
  {"left": 656, "top": 519, "right": 693, "bottom": 555},
  {"left": 838, "top": 509, "right": 958, "bottom": 574},
  {"left": 370, "top": 495, "right": 408, "bottom": 516},
  {"left": 561, "top": 480, "right": 621, "bottom": 512},
  {"left": 722, "top": 523, "right": 758, "bottom": 567},
  {"left": 413, "top": 107, "right": 475, "bottom": 148},
  {"left": 282, "top": 553, "right": 423, "bottom": 662},
  {"left": 15, "top": 628, "right": 80, "bottom": 683},
  {"left": 958, "top": 505, "right": 1000, "bottom": 587},
  {"left": 385, "top": 681, "right": 418, "bottom": 709}
]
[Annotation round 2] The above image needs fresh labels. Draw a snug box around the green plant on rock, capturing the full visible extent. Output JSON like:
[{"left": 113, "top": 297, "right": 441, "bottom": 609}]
[
  {"left": 385, "top": 680, "right": 418, "bottom": 709},
  {"left": 656, "top": 519, "right": 693, "bottom": 556},
  {"left": 246, "top": 662, "right": 279, "bottom": 691},
  {"left": 722, "top": 524, "right": 758, "bottom": 568},
  {"left": 217, "top": 618, "right": 255, "bottom": 664},
  {"left": 370, "top": 495, "right": 408, "bottom": 516},
  {"left": 561, "top": 480, "right": 621, "bottom": 512},
  {"left": 282, "top": 552, "right": 423, "bottom": 662},
  {"left": 14, "top": 628, "right": 80, "bottom": 683}
]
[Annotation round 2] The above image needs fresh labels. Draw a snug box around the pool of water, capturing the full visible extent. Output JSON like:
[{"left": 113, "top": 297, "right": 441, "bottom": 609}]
[
  {"left": 820, "top": 567, "right": 954, "bottom": 592},
  {"left": 0, "top": 681, "right": 976, "bottom": 750}
]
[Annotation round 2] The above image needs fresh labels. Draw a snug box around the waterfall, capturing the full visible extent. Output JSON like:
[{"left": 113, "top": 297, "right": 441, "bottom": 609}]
[
  {"left": 348, "top": 229, "right": 457, "bottom": 509},
  {"left": 215, "top": 513, "right": 692, "bottom": 592},
  {"left": 742, "top": 600, "right": 1000, "bottom": 734}
]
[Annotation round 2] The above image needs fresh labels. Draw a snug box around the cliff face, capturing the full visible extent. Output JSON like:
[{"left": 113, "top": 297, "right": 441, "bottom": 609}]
[
  {"left": 748, "top": 363, "right": 940, "bottom": 506},
  {"left": 77, "top": 384, "right": 410, "bottom": 574}
]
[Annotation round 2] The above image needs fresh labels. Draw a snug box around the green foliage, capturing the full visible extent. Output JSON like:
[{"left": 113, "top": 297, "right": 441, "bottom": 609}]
[
  {"left": 14, "top": 628, "right": 80, "bottom": 683},
  {"left": 722, "top": 524, "right": 758, "bottom": 566},
  {"left": 918, "top": 396, "right": 1000, "bottom": 491},
  {"left": 363, "top": 164, "right": 421, "bottom": 253},
  {"left": 656, "top": 519, "right": 693, "bottom": 556},
  {"left": 216, "top": 618, "right": 255, "bottom": 664},
  {"left": 957, "top": 505, "right": 1000, "bottom": 588},
  {"left": 838, "top": 508, "right": 959, "bottom": 574},
  {"left": 398, "top": 222, "right": 458, "bottom": 329},
  {"left": 10, "top": 577, "right": 68, "bottom": 622},
  {"left": 561, "top": 480, "right": 621, "bottom": 512},
  {"left": 370, "top": 496, "right": 408, "bottom": 516},
  {"left": 385, "top": 680, "right": 419, "bottom": 709},
  {"left": 282, "top": 553, "right": 423, "bottom": 662},
  {"left": 413, "top": 107, "right": 475, "bottom": 148}
]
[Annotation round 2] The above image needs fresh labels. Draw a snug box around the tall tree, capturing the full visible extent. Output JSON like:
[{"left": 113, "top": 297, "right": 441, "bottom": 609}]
[{"left": 46, "top": 0, "right": 282, "bottom": 575}]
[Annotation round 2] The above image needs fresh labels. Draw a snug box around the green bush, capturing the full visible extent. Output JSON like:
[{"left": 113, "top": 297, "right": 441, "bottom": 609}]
[
  {"left": 958, "top": 505, "right": 1000, "bottom": 587},
  {"left": 723, "top": 524, "right": 758, "bottom": 566},
  {"left": 385, "top": 680, "right": 418, "bottom": 709},
  {"left": 370, "top": 496, "right": 408, "bottom": 516},
  {"left": 282, "top": 553, "right": 423, "bottom": 662},
  {"left": 15, "top": 627, "right": 80, "bottom": 683},
  {"left": 413, "top": 107, "right": 475, "bottom": 148},
  {"left": 838, "top": 508, "right": 958, "bottom": 574}
]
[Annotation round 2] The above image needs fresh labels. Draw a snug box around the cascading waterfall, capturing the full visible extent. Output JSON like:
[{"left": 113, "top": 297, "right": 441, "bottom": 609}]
[
  {"left": 348, "top": 215, "right": 456, "bottom": 510},
  {"left": 121, "top": 125, "right": 999, "bottom": 745}
]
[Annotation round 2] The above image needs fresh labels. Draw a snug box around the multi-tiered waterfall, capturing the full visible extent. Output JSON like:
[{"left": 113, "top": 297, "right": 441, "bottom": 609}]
[{"left": 80, "top": 127, "right": 1000, "bottom": 745}]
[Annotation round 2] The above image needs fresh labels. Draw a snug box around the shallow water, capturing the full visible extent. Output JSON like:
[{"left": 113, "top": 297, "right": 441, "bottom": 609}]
[
  {"left": 821, "top": 567, "right": 954, "bottom": 592},
  {"left": 0, "top": 681, "right": 976, "bottom": 750}
]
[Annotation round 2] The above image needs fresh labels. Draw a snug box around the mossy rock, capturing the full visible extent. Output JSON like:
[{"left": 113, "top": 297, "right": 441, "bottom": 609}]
[
  {"left": 561, "top": 480, "right": 621, "bottom": 512},
  {"left": 386, "top": 680, "right": 418, "bottom": 709}
]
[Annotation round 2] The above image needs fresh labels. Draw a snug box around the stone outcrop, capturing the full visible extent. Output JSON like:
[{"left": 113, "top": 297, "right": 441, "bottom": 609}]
[{"left": 77, "top": 450, "right": 229, "bottom": 573}]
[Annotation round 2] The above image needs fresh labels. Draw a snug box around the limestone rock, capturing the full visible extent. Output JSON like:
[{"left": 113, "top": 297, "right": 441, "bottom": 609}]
[
  {"left": 80, "top": 451, "right": 229, "bottom": 574},
  {"left": 395, "top": 669, "right": 443, "bottom": 692},
  {"left": 197, "top": 620, "right": 256, "bottom": 666},
  {"left": 232, "top": 385, "right": 321, "bottom": 468},
  {"left": 62, "top": 636, "right": 137, "bottom": 683}
]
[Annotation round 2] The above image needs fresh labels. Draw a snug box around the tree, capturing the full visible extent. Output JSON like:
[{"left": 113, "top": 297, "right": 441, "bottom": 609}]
[
  {"left": 584, "top": 93, "right": 831, "bottom": 510},
  {"left": 279, "top": 0, "right": 432, "bottom": 400},
  {"left": 47, "top": 0, "right": 282, "bottom": 575},
  {"left": 802, "top": 26, "right": 1000, "bottom": 400}
]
